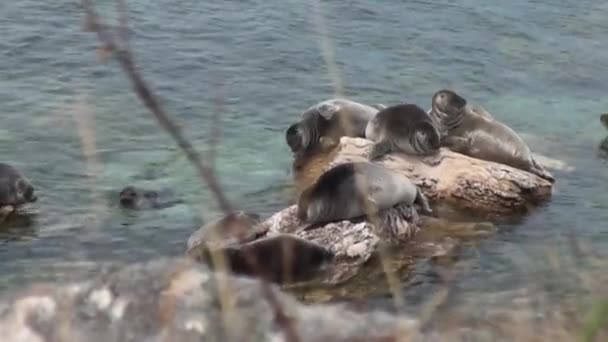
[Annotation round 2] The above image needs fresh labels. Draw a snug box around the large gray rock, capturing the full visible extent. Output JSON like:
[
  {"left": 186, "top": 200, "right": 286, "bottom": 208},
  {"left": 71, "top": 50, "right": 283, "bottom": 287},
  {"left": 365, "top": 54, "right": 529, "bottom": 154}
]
[{"left": 0, "top": 257, "right": 421, "bottom": 342}]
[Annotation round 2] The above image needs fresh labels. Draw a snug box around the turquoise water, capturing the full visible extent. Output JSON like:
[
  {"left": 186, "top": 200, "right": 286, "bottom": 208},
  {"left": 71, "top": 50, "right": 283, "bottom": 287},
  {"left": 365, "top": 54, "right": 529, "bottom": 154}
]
[{"left": 1, "top": 0, "right": 607, "bottom": 319}]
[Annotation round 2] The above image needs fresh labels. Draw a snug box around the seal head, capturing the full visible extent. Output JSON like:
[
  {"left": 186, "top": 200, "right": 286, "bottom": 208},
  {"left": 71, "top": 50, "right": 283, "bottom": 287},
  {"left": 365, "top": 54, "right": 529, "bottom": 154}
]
[
  {"left": 601, "top": 113, "right": 608, "bottom": 130},
  {"left": 0, "top": 163, "right": 37, "bottom": 207},
  {"left": 430, "top": 89, "right": 467, "bottom": 134}
]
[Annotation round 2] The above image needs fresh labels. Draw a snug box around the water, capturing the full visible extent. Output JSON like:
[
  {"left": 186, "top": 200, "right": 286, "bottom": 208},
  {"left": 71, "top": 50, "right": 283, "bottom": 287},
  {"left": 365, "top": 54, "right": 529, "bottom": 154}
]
[{"left": 1, "top": 0, "right": 607, "bottom": 324}]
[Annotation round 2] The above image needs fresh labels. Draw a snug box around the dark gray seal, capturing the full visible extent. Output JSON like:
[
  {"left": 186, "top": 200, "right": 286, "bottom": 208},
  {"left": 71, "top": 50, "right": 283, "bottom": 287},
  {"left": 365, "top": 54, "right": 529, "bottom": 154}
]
[
  {"left": 285, "top": 99, "right": 379, "bottom": 157},
  {"left": 365, "top": 103, "right": 441, "bottom": 162},
  {"left": 186, "top": 211, "right": 334, "bottom": 284},
  {"left": 428, "top": 89, "right": 555, "bottom": 183},
  {"left": 297, "top": 161, "right": 432, "bottom": 225},
  {"left": 118, "top": 185, "right": 182, "bottom": 210},
  {"left": 0, "top": 163, "right": 37, "bottom": 206},
  {"left": 600, "top": 113, "right": 608, "bottom": 152}
]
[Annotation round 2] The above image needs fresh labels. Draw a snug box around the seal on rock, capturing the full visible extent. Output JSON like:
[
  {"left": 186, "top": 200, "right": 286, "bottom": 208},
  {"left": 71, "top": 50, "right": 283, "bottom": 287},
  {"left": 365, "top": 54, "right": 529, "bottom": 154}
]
[
  {"left": 222, "top": 234, "right": 334, "bottom": 284},
  {"left": 285, "top": 99, "right": 379, "bottom": 158},
  {"left": 118, "top": 185, "right": 182, "bottom": 210},
  {"left": 365, "top": 103, "right": 441, "bottom": 162},
  {"left": 186, "top": 211, "right": 333, "bottom": 284},
  {"left": 186, "top": 211, "right": 264, "bottom": 251},
  {"left": 297, "top": 161, "right": 432, "bottom": 225},
  {"left": 428, "top": 89, "right": 555, "bottom": 183}
]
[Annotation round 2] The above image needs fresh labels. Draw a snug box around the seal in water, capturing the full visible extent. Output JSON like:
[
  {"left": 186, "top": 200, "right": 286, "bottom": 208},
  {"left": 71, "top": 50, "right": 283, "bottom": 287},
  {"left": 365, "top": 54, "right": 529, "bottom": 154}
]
[
  {"left": 599, "top": 113, "right": 608, "bottom": 152},
  {"left": 365, "top": 103, "right": 441, "bottom": 163},
  {"left": 118, "top": 185, "right": 182, "bottom": 210},
  {"left": 297, "top": 161, "right": 432, "bottom": 225},
  {"left": 186, "top": 211, "right": 333, "bottom": 284},
  {"left": 285, "top": 98, "right": 379, "bottom": 158},
  {"left": 0, "top": 163, "right": 37, "bottom": 221},
  {"left": 428, "top": 89, "right": 555, "bottom": 183},
  {"left": 601, "top": 113, "right": 608, "bottom": 130}
]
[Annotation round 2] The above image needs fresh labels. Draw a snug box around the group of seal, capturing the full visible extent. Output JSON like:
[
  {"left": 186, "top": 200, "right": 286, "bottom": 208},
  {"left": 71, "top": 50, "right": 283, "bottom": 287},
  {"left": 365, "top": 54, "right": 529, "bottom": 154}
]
[{"left": 284, "top": 91, "right": 557, "bottom": 230}]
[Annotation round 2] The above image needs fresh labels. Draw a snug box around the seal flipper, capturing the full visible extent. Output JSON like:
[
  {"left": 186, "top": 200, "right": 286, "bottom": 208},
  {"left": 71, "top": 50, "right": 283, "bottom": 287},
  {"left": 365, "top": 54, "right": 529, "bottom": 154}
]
[
  {"left": 420, "top": 152, "right": 444, "bottom": 167},
  {"left": 442, "top": 136, "right": 470, "bottom": 154},
  {"left": 414, "top": 189, "right": 433, "bottom": 216},
  {"left": 368, "top": 140, "right": 393, "bottom": 160},
  {"left": 319, "top": 136, "right": 338, "bottom": 150},
  {"left": 531, "top": 158, "right": 555, "bottom": 183},
  {"left": 0, "top": 205, "right": 15, "bottom": 223}
]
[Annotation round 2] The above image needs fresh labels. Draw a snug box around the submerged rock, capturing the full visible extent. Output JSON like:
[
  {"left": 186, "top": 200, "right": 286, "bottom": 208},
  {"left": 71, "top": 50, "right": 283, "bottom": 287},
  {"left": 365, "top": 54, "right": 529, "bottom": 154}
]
[{"left": 0, "top": 257, "right": 421, "bottom": 342}]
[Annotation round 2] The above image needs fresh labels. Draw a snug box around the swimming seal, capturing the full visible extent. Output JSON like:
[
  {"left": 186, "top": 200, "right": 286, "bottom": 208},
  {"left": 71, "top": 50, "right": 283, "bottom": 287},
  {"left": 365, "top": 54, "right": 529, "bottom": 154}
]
[
  {"left": 285, "top": 99, "right": 379, "bottom": 157},
  {"left": 365, "top": 103, "right": 441, "bottom": 162},
  {"left": 600, "top": 114, "right": 608, "bottom": 152},
  {"left": 601, "top": 113, "right": 608, "bottom": 130},
  {"left": 428, "top": 89, "right": 555, "bottom": 183},
  {"left": 297, "top": 162, "right": 432, "bottom": 225},
  {"left": 186, "top": 211, "right": 333, "bottom": 284},
  {"left": 0, "top": 163, "right": 37, "bottom": 221},
  {"left": 118, "top": 185, "right": 182, "bottom": 210}
]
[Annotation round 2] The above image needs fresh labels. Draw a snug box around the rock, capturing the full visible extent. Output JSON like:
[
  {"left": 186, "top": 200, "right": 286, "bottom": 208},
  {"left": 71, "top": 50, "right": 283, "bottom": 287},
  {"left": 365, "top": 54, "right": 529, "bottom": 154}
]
[
  {"left": 186, "top": 204, "right": 420, "bottom": 286},
  {"left": 294, "top": 137, "right": 553, "bottom": 215},
  {"left": 256, "top": 203, "right": 421, "bottom": 285},
  {"left": 0, "top": 257, "right": 421, "bottom": 342}
]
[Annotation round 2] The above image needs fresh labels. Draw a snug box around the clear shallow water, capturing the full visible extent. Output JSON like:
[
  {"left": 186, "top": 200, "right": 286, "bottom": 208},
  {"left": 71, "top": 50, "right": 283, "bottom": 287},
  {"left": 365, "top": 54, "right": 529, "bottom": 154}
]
[{"left": 1, "top": 0, "right": 607, "bottom": 319}]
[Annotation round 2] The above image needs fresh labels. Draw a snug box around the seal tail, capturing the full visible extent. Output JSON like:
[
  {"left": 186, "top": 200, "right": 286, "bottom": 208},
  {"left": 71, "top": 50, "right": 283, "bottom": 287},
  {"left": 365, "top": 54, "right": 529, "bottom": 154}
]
[{"left": 531, "top": 158, "right": 555, "bottom": 183}]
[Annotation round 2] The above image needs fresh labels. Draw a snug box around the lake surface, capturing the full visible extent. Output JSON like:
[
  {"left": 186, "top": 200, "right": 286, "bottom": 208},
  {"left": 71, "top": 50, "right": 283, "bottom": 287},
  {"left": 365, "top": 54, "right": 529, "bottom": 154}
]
[{"left": 1, "top": 0, "right": 607, "bottom": 327}]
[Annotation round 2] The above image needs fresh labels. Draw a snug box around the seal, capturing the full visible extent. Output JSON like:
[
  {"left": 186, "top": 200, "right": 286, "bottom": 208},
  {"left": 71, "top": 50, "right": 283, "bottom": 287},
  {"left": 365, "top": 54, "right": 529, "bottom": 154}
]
[
  {"left": 186, "top": 211, "right": 263, "bottom": 251},
  {"left": 118, "top": 185, "right": 182, "bottom": 210},
  {"left": 186, "top": 211, "right": 333, "bottom": 284},
  {"left": 297, "top": 161, "right": 432, "bottom": 225},
  {"left": 599, "top": 113, "right": 608, "bottom": 152},
  {"left": 285, "top": 98, "right": 379, "bottom": 157},
  {"left": 601, "top": 113, "right": 608, "bottom": 130},
  {"left": 428, "top": 89, "right": 555, "bottom": 183},
  {"left": 365, "top": 103, "right": 441, "bottom": 162},
  {"left": 0, "top": 163, "right": 37, "bottom": 222},
  {"left": 222, "top": 234, "right": 334, "bottom": 284}
]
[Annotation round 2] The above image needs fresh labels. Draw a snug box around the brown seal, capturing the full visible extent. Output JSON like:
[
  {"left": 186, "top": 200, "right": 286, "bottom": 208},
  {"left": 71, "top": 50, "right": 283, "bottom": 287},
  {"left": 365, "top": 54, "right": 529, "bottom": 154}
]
[{"left": 428, "top": 89, "right": 555, "bottom": 183}]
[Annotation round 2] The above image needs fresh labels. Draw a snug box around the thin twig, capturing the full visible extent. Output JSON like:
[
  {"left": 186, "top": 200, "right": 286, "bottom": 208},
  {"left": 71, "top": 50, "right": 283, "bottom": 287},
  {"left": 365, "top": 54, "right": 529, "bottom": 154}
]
[
  {"left": 79, "top": 1, "right": 300, "bottom": 341},
  {"left": 81, "top": 0, "right": 232, "bottom": 214}
]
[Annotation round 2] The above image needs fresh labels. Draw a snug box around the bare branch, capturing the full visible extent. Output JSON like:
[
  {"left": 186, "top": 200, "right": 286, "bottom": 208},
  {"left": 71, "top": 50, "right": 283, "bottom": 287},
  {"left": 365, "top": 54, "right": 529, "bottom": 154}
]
[
  {"left": 81, "top": 0, "right": 233, "bottom": 214},
  {"left": 79, "top": 1, "right": 300, "bottom": 341}
]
